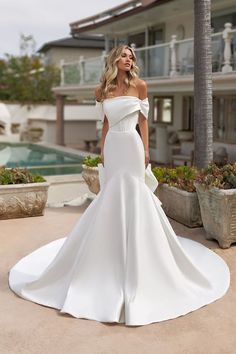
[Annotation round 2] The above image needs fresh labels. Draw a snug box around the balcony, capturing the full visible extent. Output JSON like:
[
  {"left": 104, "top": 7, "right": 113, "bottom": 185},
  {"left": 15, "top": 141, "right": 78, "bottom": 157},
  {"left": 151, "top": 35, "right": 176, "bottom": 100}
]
[{"left": 60, "top": 23, "right": 236, "bottom": 87}]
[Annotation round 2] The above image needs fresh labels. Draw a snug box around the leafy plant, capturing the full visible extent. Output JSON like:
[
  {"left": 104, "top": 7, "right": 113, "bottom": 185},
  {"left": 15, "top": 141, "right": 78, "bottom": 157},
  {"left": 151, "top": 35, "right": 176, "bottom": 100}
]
[
  {"left": 0, "top": 54, "right": 60, "bottom": 104},
  {"left": 82, "top": 155, "right": 102, "bottom": 167},
  {"left": 0, "top": 167, "right": 46, "bottom": 185},
  {"left": 32, "top": 174, "right": 46, "bottom": 183},
  {"left": 152, "top": 165, "right": 198, "bottom": 192},
  {"left": 195, "top": 162, "right": 236, "bottom": 189}
]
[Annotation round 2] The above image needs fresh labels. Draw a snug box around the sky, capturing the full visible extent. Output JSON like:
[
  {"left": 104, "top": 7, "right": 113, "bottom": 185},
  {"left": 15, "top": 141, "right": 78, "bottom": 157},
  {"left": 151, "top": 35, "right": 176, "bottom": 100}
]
[{"left": 0, "top": 0, "right": 126, "bottom": 58}]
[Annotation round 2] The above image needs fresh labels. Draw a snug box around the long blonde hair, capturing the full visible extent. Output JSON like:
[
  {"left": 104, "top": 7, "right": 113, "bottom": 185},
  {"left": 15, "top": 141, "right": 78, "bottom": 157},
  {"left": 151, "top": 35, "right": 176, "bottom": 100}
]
[{"left": 99, "top": 45, "right": 139, "bottom": 100}]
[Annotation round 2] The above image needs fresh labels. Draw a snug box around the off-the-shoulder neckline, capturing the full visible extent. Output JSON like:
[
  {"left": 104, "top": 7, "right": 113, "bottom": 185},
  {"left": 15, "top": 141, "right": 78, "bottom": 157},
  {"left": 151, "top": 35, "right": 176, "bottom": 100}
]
[{"left": 96, "top": 96, "right": 148, "bottom": 103}]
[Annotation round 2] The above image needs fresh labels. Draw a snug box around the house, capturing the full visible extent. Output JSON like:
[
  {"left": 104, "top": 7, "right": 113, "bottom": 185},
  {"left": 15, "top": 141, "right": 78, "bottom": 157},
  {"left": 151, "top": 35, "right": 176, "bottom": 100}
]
[
  {"left": 38, "top": 34, "right": 105, "bottom": 67},
  {"left": 2, "top": 35, "right": 106, "bottom": 147},
  {"left": 53, "top": 0, "right": 236, "bottom": 164},
  {"left": 3, "top": 102, "right": 99, "bottom": 149}
]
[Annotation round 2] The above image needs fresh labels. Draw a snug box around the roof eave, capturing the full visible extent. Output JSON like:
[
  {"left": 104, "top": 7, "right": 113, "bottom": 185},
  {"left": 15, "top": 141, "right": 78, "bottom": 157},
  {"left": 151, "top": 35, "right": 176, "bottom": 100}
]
[{"left": 70, "top": 0, "right": 173, "bottom": 35}]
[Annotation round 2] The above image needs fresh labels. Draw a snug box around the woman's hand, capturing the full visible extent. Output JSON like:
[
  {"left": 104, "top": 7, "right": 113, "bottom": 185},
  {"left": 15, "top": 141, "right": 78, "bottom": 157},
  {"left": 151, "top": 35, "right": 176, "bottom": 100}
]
[{"left": 145, "top": 150, "right": 150, "bottom": 168}]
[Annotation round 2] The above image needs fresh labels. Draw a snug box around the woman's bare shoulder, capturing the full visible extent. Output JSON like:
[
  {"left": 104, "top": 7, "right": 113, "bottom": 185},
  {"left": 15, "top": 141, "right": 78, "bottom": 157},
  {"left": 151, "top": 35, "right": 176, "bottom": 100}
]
[
  {"left": 134, "top": 79, "right": 147, "bottom": 99},
  {"left": 95, "top": 85, "right": 102, "bottom": 101}
]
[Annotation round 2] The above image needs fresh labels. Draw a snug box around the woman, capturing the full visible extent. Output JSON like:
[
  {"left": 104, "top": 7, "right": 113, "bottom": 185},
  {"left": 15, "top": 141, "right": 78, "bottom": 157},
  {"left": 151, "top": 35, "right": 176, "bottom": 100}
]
[
  {"left": 9, "top": 45, "right": 230, "bottom": 326},
  {"left": 96, "top": 45, "right": 150, "bottom": 169}
]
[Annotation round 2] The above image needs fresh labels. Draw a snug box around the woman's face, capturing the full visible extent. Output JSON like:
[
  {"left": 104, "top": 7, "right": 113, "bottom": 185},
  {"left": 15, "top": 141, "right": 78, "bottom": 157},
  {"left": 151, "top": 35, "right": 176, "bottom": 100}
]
[{"left": 117, "top": 48, "right": 133, "bottom": 72}]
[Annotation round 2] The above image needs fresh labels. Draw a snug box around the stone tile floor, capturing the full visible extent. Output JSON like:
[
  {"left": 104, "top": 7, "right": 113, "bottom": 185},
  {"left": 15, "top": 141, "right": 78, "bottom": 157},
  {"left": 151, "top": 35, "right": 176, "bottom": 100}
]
[{"left": 0, "top": 199, "right": 236, "bottom": 354}]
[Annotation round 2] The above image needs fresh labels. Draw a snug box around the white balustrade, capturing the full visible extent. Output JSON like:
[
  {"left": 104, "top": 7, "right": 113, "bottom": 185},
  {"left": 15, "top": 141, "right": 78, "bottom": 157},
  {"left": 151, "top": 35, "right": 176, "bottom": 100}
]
[
  {"left": 170, "top": 35, "right": 178, "bottom": 77},
  {"left": 222, "top": 23, "right": 233, "bottom": 73},
  {"left": 60, "top": 22, "right": 236, "bottom": 85},
  {"left": 60, "top": 59, "right": 65, "bottom": 86}
]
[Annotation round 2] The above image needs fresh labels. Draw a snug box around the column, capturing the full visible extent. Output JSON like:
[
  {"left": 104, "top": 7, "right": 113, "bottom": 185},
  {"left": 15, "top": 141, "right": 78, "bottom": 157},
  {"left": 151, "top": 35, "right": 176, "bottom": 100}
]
[{"left": 56, "top": 94, "right": 65, "bottom": 146}]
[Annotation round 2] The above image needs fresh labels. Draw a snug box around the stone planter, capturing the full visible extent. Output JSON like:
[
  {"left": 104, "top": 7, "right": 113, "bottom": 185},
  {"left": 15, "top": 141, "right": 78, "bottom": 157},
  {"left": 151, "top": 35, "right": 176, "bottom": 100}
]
[
  {"left": 194, "top": 182, "right": 236, "bottom": 248},
  {"left": 0, "top": 182, "right": 49, "bottom": 220},
  {"left": 155, "top": 183, "right": 202, "bottom": 227},
  {"left": 81, "top": 165, "right": 100, "bottom": 194}
]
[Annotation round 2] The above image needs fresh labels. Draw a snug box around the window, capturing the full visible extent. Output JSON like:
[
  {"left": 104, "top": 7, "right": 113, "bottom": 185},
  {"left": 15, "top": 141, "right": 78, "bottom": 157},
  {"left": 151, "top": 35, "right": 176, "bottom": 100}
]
[
  {"left": 211, "top": 12, "right": 236, "bottom": 32},
  {"left": 149, "top": 26, "right": 164, "bottom": 45},
  {"left": 153, "top": 96, "right": 173, "bottom": 124},
  {"left": 128, "top": 32, "right": 145, "bottom": 48},
  {"left": 182, "top": 96, "right": 194, "bottom": 131},
  {"left": 213, "top": 96, "right": 236, "bottom": 143}
]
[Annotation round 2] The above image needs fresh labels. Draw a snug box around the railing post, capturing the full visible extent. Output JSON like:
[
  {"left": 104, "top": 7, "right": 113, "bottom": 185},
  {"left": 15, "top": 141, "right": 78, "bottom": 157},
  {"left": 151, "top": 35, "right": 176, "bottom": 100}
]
[
  {"left": 222, "top": 22, "right": 233, "bottom": 73},
  {"left": 79, "top": 56, "right": 85, "bottom": 84},
  {"left": 170, "top": 35, "right": 178, "bottom": 77},
  {"left": 60, "top": 59, "right": 65, "bottom": 85}
]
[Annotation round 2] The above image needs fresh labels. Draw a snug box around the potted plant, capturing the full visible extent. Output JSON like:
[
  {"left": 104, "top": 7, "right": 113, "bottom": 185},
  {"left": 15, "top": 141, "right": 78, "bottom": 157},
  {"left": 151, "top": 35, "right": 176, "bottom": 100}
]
[
  {"left": 81, "top": 155, "right": 102, "bottom": 194},
  {"left": 194, "top": 162, "right": 236, "bottom": 248},
  {"left": 82, "top": 155, "right": 158, "bottom": 195},
  {"left": 152, "top": 165, "right": 202, "bottom": 227},
  {"left": 0, "top": 167, "right": 49, "bottom": 220}
]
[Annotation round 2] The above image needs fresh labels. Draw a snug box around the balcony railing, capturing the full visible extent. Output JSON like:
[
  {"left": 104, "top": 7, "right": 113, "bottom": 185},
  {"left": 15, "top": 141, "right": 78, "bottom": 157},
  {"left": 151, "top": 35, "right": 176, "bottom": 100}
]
[{"left": 60, "top": 23, "right": 236, "bottom": 86}]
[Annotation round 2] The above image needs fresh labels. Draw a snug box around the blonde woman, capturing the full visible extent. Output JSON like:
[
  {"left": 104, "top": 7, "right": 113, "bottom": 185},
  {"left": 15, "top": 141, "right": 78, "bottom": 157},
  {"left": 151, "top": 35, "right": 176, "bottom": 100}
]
[
  {"left": 95, "top": 45, "right": 150, "bottom": 169},
  {"left": 9, "top": 45, "right": 230, "bottom": 326}
]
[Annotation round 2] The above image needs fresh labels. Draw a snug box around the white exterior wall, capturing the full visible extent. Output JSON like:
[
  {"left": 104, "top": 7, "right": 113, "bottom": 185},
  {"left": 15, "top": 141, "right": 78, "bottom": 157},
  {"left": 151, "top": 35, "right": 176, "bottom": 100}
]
[
  {"left": 165, "top": 11, "right": 194, "bottom": 41},
  {"left": 148, "top": 93, "right": 183, "bottom": 163},
  {"left": 4, "top": 103, "right": 99, "bottom": 148},
  {"left": 44, "top": 47, "right": 104, "bottom": 67},
  {"left": 28, "top": 119, "right": 97, "bottom": 146}
]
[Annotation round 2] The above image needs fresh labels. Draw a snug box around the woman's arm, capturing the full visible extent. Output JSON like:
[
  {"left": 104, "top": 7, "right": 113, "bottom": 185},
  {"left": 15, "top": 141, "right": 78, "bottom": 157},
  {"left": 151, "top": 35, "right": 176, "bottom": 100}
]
[
  {"left": 95, "top": 86, "right": 109, "bottom": 166},
  {"left": 137, "top": 80, "right": 150, "bottom": 168},
  {"left": 100, "top": 117, "right": 109, "bottom": 166}
]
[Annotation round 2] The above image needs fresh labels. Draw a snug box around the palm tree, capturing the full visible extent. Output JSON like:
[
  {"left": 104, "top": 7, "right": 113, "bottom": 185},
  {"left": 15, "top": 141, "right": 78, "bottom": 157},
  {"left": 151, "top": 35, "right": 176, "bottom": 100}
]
[{"left": 194, "top": 0, "right": 213, "bottom": 168}]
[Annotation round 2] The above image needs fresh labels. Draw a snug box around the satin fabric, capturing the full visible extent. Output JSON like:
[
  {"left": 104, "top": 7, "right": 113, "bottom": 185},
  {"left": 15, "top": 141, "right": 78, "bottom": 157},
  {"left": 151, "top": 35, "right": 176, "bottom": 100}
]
[
  {"left": 98, "top": 162, "right": 158, "bottom": 193},
  {"left": 9, "top": 96, "right": 230, "bottom": 326}
]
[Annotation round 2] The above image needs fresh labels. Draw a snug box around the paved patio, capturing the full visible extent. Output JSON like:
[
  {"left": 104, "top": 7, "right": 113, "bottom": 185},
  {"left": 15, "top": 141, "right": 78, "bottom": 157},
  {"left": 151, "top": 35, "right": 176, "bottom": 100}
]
[{"left": 1, "top": 197, "right": 236, "bottom": 354}]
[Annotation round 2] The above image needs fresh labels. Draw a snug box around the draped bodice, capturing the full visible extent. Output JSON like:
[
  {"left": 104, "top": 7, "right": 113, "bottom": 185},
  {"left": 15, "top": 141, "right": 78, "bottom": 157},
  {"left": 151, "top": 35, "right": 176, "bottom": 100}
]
[{"left": 95, "top": 96, "right": 149, "bottom": 132}]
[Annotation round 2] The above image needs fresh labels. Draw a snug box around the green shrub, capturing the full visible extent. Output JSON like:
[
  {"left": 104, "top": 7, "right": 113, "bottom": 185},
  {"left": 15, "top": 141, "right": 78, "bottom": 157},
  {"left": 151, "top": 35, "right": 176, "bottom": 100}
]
[
  {"left": 82, "top": 155, "right": 102, "bottom": 167},
  {"left": 0, "top": 167, "right": 46, "bottom": 185},
  {"left": 195, "top": 162, "right": 236, "bottom": 189},
  {"left": 152, "top": 165, "right": 198, "bottom": 192}
]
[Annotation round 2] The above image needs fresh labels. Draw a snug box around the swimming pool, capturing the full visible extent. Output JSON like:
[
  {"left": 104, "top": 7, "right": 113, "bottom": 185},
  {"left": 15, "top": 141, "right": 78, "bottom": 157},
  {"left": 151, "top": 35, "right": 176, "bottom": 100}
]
[{"left": 0, "top": 143, "right": 90, "bottom": 176}]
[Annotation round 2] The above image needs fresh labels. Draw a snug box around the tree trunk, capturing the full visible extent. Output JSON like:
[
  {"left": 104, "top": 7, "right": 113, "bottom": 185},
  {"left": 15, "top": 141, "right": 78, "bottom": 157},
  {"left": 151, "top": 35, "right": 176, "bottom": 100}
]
[{"left": 194, "top": 0, "right": 213, "bottom": 168}]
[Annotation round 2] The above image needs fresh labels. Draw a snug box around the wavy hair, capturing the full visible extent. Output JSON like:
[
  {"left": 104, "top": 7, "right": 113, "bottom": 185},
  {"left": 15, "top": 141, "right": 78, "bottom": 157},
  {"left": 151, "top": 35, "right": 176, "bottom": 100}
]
[{"left": 99, "top": 45, "right": 139, "bottom": 100}]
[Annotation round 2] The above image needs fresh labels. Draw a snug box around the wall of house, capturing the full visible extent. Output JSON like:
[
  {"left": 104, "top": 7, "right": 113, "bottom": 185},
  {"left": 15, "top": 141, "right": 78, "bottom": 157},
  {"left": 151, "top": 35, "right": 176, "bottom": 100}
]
[
  {"left": 28, "top": 119, "right": 97, "bottom": 147},
  {"left": 148, "top": 92, "right": 184, "bottom": 164},
  {"left": 148, "top": 89, "right": 236, "bottom": 164},
  {"left": 43, "top": 47, "right": 104, "bottom": 67},
  {"left": 164, "top": 11, "right": 194, "bottom": 41},
  {"left": 163, "top": 0, "right": 236, "bottom": 42},
  {"left": 4, "top": 103, "right": 99, "bottom": 148}
]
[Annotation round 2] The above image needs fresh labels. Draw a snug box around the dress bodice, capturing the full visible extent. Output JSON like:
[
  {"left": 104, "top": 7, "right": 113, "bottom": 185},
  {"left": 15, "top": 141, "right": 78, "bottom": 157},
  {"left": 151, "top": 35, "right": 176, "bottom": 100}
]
[{"left": 95, "top": 96, "right": 149, "bottom": 131}]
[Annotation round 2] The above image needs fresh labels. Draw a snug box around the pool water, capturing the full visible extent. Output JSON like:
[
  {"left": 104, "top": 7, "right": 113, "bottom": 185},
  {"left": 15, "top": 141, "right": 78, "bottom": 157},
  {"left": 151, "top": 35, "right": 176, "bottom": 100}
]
[{"left": 0, "top": 143, "right": 85, "bottom": 176}]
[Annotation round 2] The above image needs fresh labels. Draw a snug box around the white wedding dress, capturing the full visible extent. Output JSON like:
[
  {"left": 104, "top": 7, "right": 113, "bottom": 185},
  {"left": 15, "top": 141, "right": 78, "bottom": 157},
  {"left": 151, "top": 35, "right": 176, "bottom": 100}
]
[{"left": 9, "top": 96, "right": 230, "bottom": 326}]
